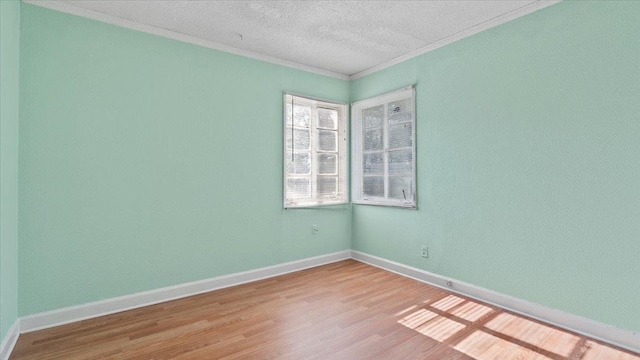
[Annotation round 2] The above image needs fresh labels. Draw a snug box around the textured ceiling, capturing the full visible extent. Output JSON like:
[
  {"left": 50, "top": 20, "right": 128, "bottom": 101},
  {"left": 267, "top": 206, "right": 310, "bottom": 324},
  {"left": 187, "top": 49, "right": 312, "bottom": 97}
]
[{"left": 51, "top": 1, "right": 543, "bottom": 76}]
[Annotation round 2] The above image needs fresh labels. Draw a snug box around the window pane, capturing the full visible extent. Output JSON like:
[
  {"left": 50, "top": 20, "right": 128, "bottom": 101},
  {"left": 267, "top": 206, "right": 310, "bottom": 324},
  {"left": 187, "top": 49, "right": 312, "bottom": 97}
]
[
  {"left": 318, "top": 176, "right": 337, "bottom": 197},
  {"left": 364, "top": 128, "right": 383, "bottom": 151},
  {"left": 389, "top": 122, "right": 412, "bottom": 149},
  {"left": 285, "top": 128, "right": 310, "bottom": 150},
  {"left": 388, "top": 149, "right": 413, "bottom": 175},
  {"left": 388, "top": 98, "right": 412, "bottom": 124},
  {"left": 286, "top": 104, "right": 310, "bottom": 127},
  {"left": 318, "top": 130, "right": 337, "bottom": 151},
  {"left": 318, "top": 108, "right": 337, "bottom": 129},
  {"left": 318, "top": 153, "right": 337, "bottom": 175},
  {"left": 283, "top": 94, "right": 347, "bottom": 207},
  {"left": 285, "top": 152, "right": 310, "bottom": 174},
  {"left": 352, "top": 87, "right": 415, "bottom": 207},
  {"left": 363, "top": 153, "right": 384, "bottom": 175},
  {"left": 389, "top": 176, "right": 412, "bottom": 200},
  {"left": 364, "top": 176, "right": 384, "bottom": 197},
  {"left": 363, "top": 105, "right": 383, "bottom": 128},
  {"left": 286, "top": 178, "right": 311, "bottom": 198}
]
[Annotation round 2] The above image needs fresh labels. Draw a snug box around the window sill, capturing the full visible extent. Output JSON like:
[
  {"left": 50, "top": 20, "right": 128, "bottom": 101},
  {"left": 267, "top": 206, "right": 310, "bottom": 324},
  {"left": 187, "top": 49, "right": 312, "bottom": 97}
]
[{"left": 352, "top": 200, "right": 417, "bottom": 210}]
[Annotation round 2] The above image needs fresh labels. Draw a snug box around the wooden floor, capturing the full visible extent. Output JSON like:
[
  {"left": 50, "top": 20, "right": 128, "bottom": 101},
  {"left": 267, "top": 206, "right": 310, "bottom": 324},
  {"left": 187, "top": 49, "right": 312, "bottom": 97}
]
[{"left": 11, "top": 260, "right": 639, "bottom": 359}]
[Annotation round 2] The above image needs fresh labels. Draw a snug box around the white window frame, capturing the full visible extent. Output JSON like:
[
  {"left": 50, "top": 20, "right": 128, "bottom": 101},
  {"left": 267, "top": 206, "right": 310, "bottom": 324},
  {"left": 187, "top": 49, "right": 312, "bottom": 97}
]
[
  {"left": 351, "top": 85, "right": 417, "bottom": 208},
  {"left": 283, "top": 93, "right": 348, "bottom": 208}
]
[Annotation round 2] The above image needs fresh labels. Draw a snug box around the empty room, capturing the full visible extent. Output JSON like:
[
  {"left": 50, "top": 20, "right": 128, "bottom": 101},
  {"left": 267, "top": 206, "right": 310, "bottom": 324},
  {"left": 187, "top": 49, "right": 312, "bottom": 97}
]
[{"left": 1, "top": 0, "right": 639, "bottom": 358}]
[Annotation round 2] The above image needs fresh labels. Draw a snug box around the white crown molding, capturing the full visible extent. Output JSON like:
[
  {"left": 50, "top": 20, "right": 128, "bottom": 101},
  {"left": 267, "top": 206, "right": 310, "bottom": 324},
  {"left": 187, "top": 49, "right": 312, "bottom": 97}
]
[
  {"left": 20, "top": 0, "right": 350, "bottom": 81},
  {"left": 350, "top": 250, "right": 640, "bottom": 354},
  {"left": 20, "top": 250, "right": 351, "bottom": 333},
  {"left": 0, "top": 320, "right": 20, "bottom": 360},
  {"left": 22, "top": 1, "right": 562, "bottom": 82},
  {"left": 350, "top": 0, "right": 562, "bottom": 80}
]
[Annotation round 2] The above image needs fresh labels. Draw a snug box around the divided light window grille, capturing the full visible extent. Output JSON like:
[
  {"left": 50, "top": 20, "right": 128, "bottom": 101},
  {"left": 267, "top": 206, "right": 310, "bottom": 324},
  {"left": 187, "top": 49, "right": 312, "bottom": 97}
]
[
  {"left": 351, "top": 86, "right": 417, "bottom": 208},
  {"left": 284, "top": 93, "right": 348, "bottom": 208}
]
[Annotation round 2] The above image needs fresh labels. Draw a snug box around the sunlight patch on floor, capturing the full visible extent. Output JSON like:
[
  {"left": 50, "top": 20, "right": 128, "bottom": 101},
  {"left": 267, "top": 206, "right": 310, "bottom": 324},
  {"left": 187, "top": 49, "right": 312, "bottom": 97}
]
[
  {"left": 431, "top": 295, "right": 465, "bottom": 311},
  {"left": 392, "top": 290, "right": 638, "bottom": 360},
  {"left": 398, "top": 309, "right": 438, "bottom": 329},
  {"left": 398, "top": 306, "right": 466, "bottom": 342},
  {"left": 581, "top": 341, "right": 640, "bottom": 360},
  {"left": 454, "top": 330, "right": 552, "bottom": 360},
  {"left": 448, "top": 301, "right": 493, "bottom": 322},
  {"left": 414, "top": 316, "right": 466, "bottom": 342},
  {"left": 485, "top": 313, "right": 579, "bottom": 357}
]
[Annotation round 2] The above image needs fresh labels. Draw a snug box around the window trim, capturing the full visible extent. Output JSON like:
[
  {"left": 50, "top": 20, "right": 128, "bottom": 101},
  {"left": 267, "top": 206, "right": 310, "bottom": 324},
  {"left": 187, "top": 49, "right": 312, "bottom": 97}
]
[
  {"left": 283, "top": 92, "right": 349, "bottom": 209},
  {"left": 351, "top": 85, "right": 417, "bottom": 209}
]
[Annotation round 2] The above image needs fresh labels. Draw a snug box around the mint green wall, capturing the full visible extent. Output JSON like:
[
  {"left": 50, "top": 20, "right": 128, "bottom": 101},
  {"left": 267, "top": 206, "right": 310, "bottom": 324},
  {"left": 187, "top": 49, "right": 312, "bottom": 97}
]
[
  {"left": 0, "top": 0, "right": 21, "bottom": 342},
  {"left": 18, "top": 4, "right": 350, "bottom": 316},
  {"left": 14, "top": 0, "right": 640, "bottom": 335},
  {"left": 351, "top": 1, "right": 640, "bottom": 332}
]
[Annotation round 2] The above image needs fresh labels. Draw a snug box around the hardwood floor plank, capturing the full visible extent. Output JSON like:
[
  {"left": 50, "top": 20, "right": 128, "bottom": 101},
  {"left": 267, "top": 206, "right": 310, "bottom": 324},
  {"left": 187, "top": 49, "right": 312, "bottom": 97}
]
[{"left": 10, "top": 260, "right": 639, "bottom": 359}]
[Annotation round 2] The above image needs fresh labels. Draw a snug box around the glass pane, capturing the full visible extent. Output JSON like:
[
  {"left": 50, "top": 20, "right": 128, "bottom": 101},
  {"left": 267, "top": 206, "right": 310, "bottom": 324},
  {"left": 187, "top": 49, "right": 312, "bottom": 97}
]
[
  {"left": 388, "top": 149, "right": 413, "bottom": 175},
  {"left": 285, "top": 103, "right": 310, "bottom": 127},
  {"left": 364, "top": 128, "right": 383, "bottom": 151},
  {"left": 389, "top": 176, "right": 412, "bottom": 200},
  {"left": 363, "top": 153, "right": 384, "bottom": 175},
  {"left": 363, "top": 105, "right": 383, "bottom": 129},
  {"left": 388, "top": 122, "right": 412, "bottom": 149},
  {"left": 285, "top": 152, "right": 310, "bottom": 174},
  {"left": 285, "top": 128, "right": 310, "bottom": 150},
  {"left": 286, "top": 178, "right": 310, "bottom": 198},
  {"left": 318, "top": 108, "right": 337, "bottom": 129},
  {"left": 363, "top": 176, "right": 384, "bottom": 197},
  {"left": 388, "top": 98, "right": 412, "bottom": 124},
  {"left": 318, "top": 130, "right": 337, "bottom": 151},
  {"left": 318, "top": 176, "right": 338, "bottom": 197},
  {"left": 318, "top": 153, "right": 337, "bottom": 175}
]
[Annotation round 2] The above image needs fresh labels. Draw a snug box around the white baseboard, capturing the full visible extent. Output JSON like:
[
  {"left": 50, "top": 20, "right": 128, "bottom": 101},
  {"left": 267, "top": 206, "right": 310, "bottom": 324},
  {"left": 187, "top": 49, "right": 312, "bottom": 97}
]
[
  {"left": 351, "top": 250, "right": 640, "bottom": 354},
  {"left": 20, "top": 250, "right": 351, "bottom": 333},
  {"left": 11, "top": 249, "right": 639, "bottom": 357},
  {"left": 0, "top": 319, "right": 20, "bottom": 360}
]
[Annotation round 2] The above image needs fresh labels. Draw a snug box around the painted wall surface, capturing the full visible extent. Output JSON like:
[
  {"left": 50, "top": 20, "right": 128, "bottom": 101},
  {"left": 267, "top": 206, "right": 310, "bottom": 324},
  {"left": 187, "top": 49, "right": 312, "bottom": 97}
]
[
  {"left": 0, "top": 0, "right": 21, "bottom": 342},
  {"left": 350, "top": 1, "right": 640, "bottom": 332},
  {"left": 19, "top": 4, "right": 350, "bottom": 316}
]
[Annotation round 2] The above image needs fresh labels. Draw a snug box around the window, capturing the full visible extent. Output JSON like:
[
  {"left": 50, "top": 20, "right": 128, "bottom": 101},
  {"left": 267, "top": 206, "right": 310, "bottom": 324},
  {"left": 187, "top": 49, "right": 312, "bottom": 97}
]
[
  {"left": 351, "top": 85, "right": 416, "bottom": 208},
  {"left": 284, "top": 93, "right": 348, "bottom": 208}
]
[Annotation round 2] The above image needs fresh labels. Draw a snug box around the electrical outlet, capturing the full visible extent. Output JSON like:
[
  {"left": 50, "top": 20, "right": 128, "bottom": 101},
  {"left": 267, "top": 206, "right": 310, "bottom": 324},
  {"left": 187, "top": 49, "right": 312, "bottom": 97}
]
[
  {"left": 421, "top": 245, "right": 429, "bottom": 258},
  {"left": 311, "top": 224, "right": 319, "bottom": 235}
]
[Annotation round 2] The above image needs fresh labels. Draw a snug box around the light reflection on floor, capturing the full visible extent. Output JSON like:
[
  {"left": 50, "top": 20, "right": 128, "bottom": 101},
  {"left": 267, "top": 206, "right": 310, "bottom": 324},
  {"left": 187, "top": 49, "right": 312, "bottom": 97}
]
[
  {"left": 398, "top": 308, "right": 438, "bottom": 329},
  {"left": 414, "top": 316, "right": 466, "bottom": 342},
  {"left": 398, "top": 296, "right": 468, "bottom": 343},
  {"left": 485, "top": 313, "right": 579, "bottom": 357},
  {"left": 582, "top": 341, "right": 640, "bottom": 360},
  {"left": 431, "top": 295, "right": 466, "bottom": 311},
  {"left": 454, "top": 330, "right": 552, "bottom": 360},
  {"left": 396, "top": 295, "right": 639, "bottom": 360},
  {"left": 449, "top": 301, "right": 493, "bottom": 322}
]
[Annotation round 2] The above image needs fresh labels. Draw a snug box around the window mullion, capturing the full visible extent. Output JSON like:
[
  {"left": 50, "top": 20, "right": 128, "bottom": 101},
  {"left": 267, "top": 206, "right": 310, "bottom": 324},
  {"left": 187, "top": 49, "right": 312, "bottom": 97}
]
[
  {"left": 310, "top": 104, "right": 318, "bottom": 200},
  {"left": 383, "top": 104, "right": 389, "bottom": 200}
]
